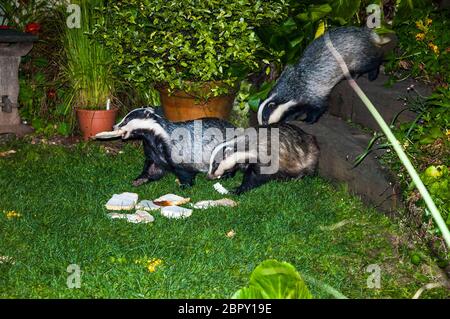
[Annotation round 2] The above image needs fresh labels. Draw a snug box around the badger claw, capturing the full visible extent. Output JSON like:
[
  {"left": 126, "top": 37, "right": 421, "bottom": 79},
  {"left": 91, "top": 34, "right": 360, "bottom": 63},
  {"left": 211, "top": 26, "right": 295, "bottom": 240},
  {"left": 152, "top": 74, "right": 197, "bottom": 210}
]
[
  {"left": 132, "top": 177, "right": 149, "bottom": 187},
  {"left": 179, "top": 184, "right": 192, "bottom": 189},
  {"left": 231, "top": 187, "right": 246, "bottom": 195}
]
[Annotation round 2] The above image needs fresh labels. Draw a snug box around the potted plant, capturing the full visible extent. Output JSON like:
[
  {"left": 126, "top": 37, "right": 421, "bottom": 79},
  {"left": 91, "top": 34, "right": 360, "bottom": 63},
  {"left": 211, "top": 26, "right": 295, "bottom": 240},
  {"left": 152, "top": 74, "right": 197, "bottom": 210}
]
[
  {"left": 62, "top": 0, "right": 117, "bottom": 140},
  {"left": 93, "top": 0, "right": 287, "bottom": 122}
]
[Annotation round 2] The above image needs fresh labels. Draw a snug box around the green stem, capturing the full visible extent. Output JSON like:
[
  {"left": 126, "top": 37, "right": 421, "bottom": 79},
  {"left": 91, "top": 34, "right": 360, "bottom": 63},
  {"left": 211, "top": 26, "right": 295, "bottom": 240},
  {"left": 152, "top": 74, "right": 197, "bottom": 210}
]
[
  {"left": 302, "top": 274, "right": 348, "bottom": 299},
  {"left": 348, "top": 79, "right": 450, "bottom": 248}
]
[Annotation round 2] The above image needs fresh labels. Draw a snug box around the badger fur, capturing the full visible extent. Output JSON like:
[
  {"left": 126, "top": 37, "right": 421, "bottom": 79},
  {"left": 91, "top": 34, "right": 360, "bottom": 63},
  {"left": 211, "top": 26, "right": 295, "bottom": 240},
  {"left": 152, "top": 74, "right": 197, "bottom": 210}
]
[
  {"left": 258, "top": 27, "right": 391, "bottom": 125},
  {"left": 114, "top": 107, "right": 236, "bottom": 187},
  {"left": 207, "top": 122, "right": 319, "bottom": 194}
]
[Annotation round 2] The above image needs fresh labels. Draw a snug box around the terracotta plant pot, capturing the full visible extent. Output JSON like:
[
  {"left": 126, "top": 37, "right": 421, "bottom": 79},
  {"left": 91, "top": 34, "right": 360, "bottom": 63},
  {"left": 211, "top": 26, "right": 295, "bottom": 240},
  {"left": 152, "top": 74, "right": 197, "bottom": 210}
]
[
  {"left": 158, "top": 85, "right": 237, "bottom": 122},
  {"left": 76, "top": 108, "right": 118, "bottom": 141}
]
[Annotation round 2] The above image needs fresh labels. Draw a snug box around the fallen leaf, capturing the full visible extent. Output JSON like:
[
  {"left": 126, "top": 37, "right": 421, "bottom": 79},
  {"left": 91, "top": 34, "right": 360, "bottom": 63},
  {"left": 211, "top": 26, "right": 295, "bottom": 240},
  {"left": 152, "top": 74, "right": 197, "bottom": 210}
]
[
  {"left": 0, "top": 256, "right": 15, "bottom": 264},
  {"left": 0, "top": 150, "right": 16, "bottom": 157},
  {"left": 226, "top": 229, "right": 236, "bottom": 238},
  {"left": 319, "top": 219, "right": 353, "bottom": 231}
]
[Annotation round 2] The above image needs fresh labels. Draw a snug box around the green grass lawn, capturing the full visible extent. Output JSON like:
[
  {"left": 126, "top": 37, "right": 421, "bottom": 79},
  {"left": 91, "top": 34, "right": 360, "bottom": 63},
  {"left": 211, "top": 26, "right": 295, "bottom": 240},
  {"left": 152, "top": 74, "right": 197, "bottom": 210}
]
[{"left": 0, "top": 139, "right": 448, "bottom": 299}]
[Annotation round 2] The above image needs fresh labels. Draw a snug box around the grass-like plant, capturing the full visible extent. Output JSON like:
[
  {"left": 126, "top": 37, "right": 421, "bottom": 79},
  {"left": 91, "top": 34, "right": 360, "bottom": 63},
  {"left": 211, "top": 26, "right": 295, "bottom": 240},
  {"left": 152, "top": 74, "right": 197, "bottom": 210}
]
[{"left": 61, "top": 0, "right": 114, "bottom": 110}]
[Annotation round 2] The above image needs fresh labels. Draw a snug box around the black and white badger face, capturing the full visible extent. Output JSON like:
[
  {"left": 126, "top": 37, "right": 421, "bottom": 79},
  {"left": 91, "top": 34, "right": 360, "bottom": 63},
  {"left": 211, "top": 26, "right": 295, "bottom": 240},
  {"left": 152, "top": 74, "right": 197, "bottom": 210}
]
[
  {"left": 257, "top": 94, "right": 300, "bottom": 126},
  {"left": 113, "top": 107, "right": 169, "bottom": 140},
  {"left": 207, "top": 138, "right": 257, "bottom": 180}
]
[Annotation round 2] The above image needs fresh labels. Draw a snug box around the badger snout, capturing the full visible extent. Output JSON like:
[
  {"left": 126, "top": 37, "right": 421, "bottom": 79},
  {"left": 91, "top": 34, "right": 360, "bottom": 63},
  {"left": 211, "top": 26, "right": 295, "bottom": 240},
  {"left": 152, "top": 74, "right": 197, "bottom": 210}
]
[{"left": 206, "top": 173, "right": 220, "bottom": 180}]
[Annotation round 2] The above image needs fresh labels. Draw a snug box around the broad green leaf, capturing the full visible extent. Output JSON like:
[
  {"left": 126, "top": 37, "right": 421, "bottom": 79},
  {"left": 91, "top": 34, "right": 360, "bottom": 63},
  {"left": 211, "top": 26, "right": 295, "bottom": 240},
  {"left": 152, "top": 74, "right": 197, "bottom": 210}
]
[
  {"left": 296, "top": 4, "right": 332, "bottom": 22},
  {"left": 232, "top": 260, "right": 313, "bottom": 299},
  {"left": 248, "top": 97, "right": 261, "bottom": 111},
  {"left": 330, "top": 0, "right": 361, "bottom": 20}
]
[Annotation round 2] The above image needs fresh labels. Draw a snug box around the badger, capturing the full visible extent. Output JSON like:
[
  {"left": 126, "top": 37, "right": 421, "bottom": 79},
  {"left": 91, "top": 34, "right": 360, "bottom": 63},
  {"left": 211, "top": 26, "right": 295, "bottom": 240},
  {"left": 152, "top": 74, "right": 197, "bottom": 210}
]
[
  {"left": 258, "top": 27, "right": 391, "bottom": 125},
  {"left": 207, "top": 122, "right": 319, "bottom": 194},
  {"left": 113, "top": 107, "right": 236, "bottom": 187}
]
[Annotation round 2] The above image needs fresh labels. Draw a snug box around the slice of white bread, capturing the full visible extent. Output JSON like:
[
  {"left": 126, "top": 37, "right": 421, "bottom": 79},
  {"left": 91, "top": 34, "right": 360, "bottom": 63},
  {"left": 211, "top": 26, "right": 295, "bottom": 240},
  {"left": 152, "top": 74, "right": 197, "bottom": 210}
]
[
  {"left": 160, "top": 206, "right": 192, "bottom": 219},
  {"left": 105, "top": 192, "right": 139, "bottom": 210},
  {"left": 153, "top": 194, "right": 190, "bottom": 206},
  {"left": 94, "top": 130, "right": 124, "bottom": 139},
  {"left": 193, "top": 198, "right": 237, "bottom": 209},
  {"left": 108, "top": 210, "right": 154, "bottom": 224},
  {"left": 213, "top": 183, "right": 229, "bottom": 195},
  {"left": 135, "top": 200, "right": 160, "bottom": 211}
]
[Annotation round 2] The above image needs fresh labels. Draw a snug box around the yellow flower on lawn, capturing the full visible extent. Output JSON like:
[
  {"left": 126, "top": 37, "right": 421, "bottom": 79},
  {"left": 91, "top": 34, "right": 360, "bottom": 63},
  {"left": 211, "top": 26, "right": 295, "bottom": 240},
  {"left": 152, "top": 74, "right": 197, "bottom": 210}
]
[
  {"left": 428, "top": 43, "right": 439, "bottom": 54},
  {"left": 415, "top": 33, "right": 425, "bottom": 41},
  {"left": 425, "top": 18, "right": 432, "bottom": 26},
  {"left": 147, "top": 258, "right": 163, "bottom": 273},
  {"left": 4, "top": 210, "right": 21, "bottom": 219}
]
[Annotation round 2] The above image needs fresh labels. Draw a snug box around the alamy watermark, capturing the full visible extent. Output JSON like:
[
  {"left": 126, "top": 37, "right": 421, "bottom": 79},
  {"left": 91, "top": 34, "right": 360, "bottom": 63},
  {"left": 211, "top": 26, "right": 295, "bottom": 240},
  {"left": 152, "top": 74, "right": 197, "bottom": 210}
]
[
  {"left": 167, "top": 121, "right": 280, "bottom": 175},
  {"left": 67, "top": 264, "right": 81, "bottom": 289},
  {"left": 366, "top": 264, "right": 381, "bottom": 289},
  {"left": 66, "top": 3, "right": 81, "bottom": 29},
  {"left": 366, "top": 4, "right": 382, "bottom": 29}
]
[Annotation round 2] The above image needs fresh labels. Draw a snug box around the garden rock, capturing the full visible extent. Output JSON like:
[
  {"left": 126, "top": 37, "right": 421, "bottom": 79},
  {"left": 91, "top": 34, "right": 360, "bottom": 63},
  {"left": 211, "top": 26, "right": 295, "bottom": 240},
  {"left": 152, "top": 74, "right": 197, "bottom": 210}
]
[
  {"left": 295, "top": 114, "right": 403, "bottom": 214},
  {"left": 328, "top": 73, "right": 430, "bottom": 131}
]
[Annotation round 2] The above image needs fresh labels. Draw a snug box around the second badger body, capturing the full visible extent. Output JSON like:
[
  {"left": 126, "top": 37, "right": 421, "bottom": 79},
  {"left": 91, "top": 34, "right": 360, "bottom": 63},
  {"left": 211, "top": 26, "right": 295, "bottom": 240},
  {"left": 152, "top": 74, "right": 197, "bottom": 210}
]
[
  {"left": 114, "top": 107, "right": 236, "bottom": 187},
  {"left": 208, "top": 122, "right": 320, "bottom": 194},
  {"left": 258, "top": 27, "right": 390, "bottom": 125}
]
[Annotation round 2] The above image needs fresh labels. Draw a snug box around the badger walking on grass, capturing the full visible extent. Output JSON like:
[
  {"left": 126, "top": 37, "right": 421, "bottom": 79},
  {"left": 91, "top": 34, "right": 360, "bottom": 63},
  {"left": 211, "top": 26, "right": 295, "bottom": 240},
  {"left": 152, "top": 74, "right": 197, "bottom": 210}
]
[
  {"left": 258, "top": 27, "right": 391, "bottom": 125},
  {"left": 207, "top": 123, "right": 319, "bottom": 194},
  {"left": 112, "top": 107, "right": 235, "bottom": 187}
]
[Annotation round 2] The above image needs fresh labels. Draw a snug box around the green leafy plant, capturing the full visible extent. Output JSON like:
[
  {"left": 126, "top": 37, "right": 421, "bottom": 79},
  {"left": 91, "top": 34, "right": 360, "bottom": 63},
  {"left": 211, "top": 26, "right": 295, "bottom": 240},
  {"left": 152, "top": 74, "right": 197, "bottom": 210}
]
[
  {"left": 233, "top": 260, "right": 313, "bottom": 299},
  {"left": 0, "top": 0, "right": 54, "bottom": 28},
  {"left": 19, "top": 59, "right": 72, "bottom": 137},
  {"left": 420, "top": 166, "right": 450, "bottom": 227},
  {"left": 256, "top": 0, "right": 364, "bottom": 67},
  {"left": 92, "top": 0, "right": 288, "bottom": 99},
  {"left": 61, "top": 0, "right": 116, "bottom": 110},
  {"left": 385, "top": 8, "right": 450, "bottom": 87}
]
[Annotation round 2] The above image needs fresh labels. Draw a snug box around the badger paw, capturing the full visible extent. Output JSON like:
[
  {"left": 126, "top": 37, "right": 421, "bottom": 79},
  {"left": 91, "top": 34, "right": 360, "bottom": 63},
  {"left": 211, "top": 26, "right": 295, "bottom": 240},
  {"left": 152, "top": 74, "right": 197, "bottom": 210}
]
[
  {"left": 179, "top": 181, "right": 194, "bottom": 189},
  {"left": 231, "top": 186, "right": 247, "bottom": 195},
  {"left": 132, "top": 177, "right": 149, "bottom": 187}
]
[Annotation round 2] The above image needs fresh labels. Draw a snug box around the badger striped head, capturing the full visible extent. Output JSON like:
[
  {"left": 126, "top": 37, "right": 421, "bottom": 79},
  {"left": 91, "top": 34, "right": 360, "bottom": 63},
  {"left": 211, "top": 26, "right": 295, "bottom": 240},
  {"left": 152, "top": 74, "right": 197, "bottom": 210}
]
[
  {"left": 207, "top": 140, "right": 236, "bottom": 179},
  {"left": 114, "top": 107, "right": 169, "bottom": 141},
  {"left": 257, "top": 94, "right": 298, "bottom": 126},
  {"left": 207, "top": 136, "right": 257, "bottom": 179}
]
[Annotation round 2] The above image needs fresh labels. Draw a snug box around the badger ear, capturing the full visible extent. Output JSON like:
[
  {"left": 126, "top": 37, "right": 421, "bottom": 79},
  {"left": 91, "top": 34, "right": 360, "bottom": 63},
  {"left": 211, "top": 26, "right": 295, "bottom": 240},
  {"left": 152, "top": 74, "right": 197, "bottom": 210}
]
[
  {"left": 224, "top": 146, "right": 234, "bottom": 158},
  {"left": 144, "top": 107, "right": 155, "bottom": 117}
]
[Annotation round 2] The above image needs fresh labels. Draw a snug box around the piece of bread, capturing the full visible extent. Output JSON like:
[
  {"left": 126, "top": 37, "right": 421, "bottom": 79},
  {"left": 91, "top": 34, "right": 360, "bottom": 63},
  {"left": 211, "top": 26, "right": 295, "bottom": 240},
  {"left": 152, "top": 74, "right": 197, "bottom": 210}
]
[
  {"left": 153, "top": 194, "right": 190, "bottom": 206},
  {"left": 105, "top": 192, "right": 139, "bottom": 210},
  {"left": 135, "top": 200, "right": 160, "bottom": 211},
  {"left": 213, "top": 183, "right": 229, "bottom": 195},
  {"left": 160, "top": 206, "right": 192, "bottom": 219},
  {"left": 193, "top": 198, "right": 237, "bottom": 209},
  {"left": 94, "top": 130, "right": 124, "bottom": 139},
  {"left": 107, "top": 210, "right": 154, "bottom": 224}
]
